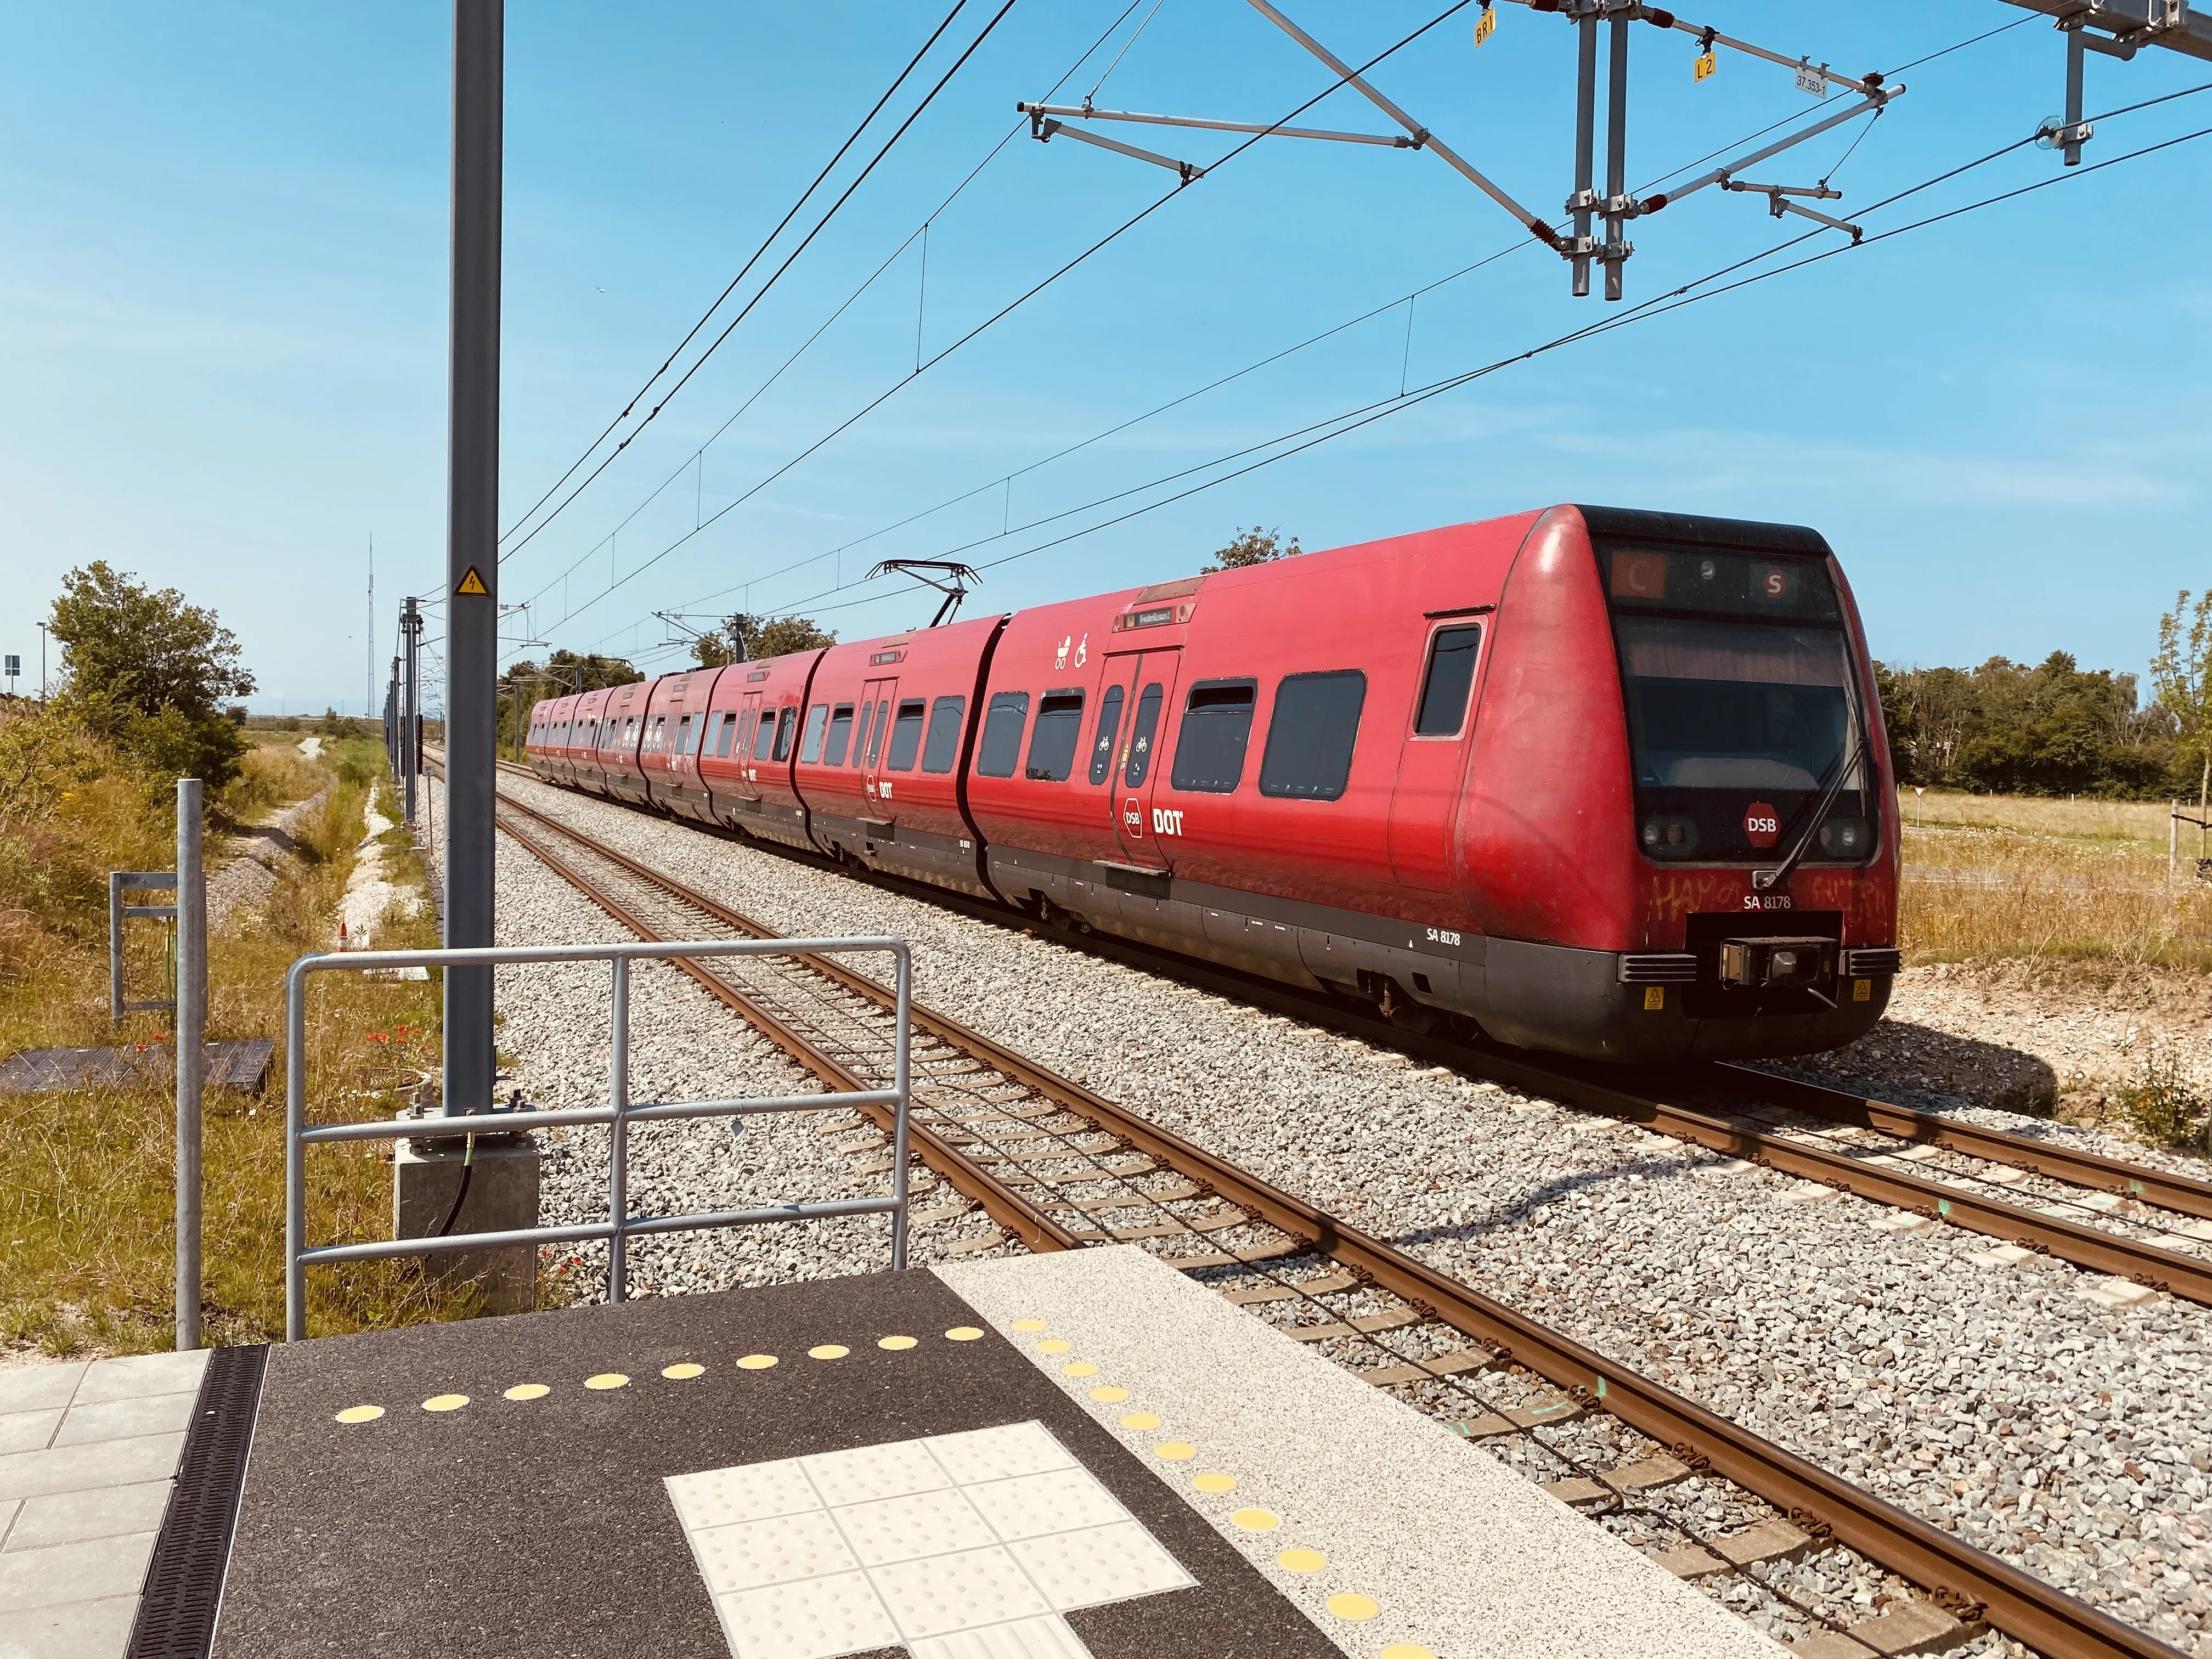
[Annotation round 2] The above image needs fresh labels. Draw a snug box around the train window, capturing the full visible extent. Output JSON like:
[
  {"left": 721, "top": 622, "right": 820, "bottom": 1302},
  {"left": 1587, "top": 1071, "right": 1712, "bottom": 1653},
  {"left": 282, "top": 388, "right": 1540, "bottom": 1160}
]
[
  {"left": 713, "top": 712, "right": 736, "bottom": 759},
  {"left": 921, "top": 696, "right": 966, "bottom": 773},
  {"left": 759, "top": 708, "right": 785, "bottom": 762},
  {"left": 823, "top": 704, "right": 856, "bottom": 766},
  {"left": 800, "top": 704, "right": 831, "bottom": 764},
  {"left": 1088, "top": 685, "right": 1125, "bottom": 785},
  {"left": 887, "top": 700, "right": 927, "bottom": 770},
  {"left": 1024, "top": 691, "right": 1085, "bottom": 782},
  {"left": 976, "top": 692, "right": 1029, "bottom": 778},
  {"left": 1259, "top": 671, "right": 1366, "bottom": 800},
  {"left": 1124, "top": 685, "right": 1163, "bottom": 787},
  {"left": 866, "top": 701, "right": 891, "bottom": 768},
  {"left": 1170, "top": 680, "right": 1258, "bottom": 794},
  {"left": 772, "top": 706, "right": 797, "bottom": 762},
  {"left": 674, "top": 715, "right": 692, "bottom": 756},
  {"left": 853, "top": 701, "right": 874, "bottom": 766},
  {"left": 1414, "top": 625, "right": 1483, "bottom": 737}
]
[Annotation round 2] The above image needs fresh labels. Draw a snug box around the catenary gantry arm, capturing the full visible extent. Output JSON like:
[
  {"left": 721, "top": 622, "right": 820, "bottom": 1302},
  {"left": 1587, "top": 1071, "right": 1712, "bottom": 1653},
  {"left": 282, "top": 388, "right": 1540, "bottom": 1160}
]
[
  {"left": 1244, "top": 0, "right": 1564, "bottom": 247},
  {"left": 1018, "top": 101, "right": 1416, "bottom": 148},
  {"left": 1995, "top": 0, "right": 2212, "bottom": 63},
  {"left": 1641, "top": 86, "right": 1901, "bottom": 211},
  {"left": 1030, "top": 115, "right": 1206, "bottom": 183}
]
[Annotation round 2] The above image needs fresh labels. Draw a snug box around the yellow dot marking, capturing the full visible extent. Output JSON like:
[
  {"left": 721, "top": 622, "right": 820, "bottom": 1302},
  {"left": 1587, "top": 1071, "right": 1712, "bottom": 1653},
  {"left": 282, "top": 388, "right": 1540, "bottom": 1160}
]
[
  {"left": 736, "top": 1354, "right": 778, "bottom": 1371},
  {"left": 1381, "top": 1646, "right": 1438, "bottom": 1659},
  {"left": 1120, "top": 1412, "right": 1161, "bottom": 1431},
  {"left": 1278, "top": 1547, "right": 1328, "bottom": 1573},
  {"left": 1193, "top": 1471, "right": 1237, "bottom": 1494},
  {"left": 1011, "top": 1318, "right": 1047, "bottom": 1331},
  {"left": 421, "top": 1394, "right": 469, "bottom": 1413},
  {"left": 661, "top": 1363, "right": 705, "bottom": 1380},
  {"left": 1154, "top": 1441, "right": 1197, "bottom": 1462},
  {"left": 878, "top": 1335, "right": 918, "bottom": 1351},
  {"left": 503, "top": 1383, "right": 550, "bottom": 1401},
  {"left": 808, "top": 1344, "right": 850, "bottom": 1361},
  {"left": 945, "top": 1326, "right": 984, "bottom": 1341},
  {"left": 1035, "top": 1338, "right": 1072, "bottom": 1354},
  {"left": 1328, "top": 1593, "right": 1381, "bottom": 1622},
  {"left": 334, "top": 1404, "right": 384, "bottom": 1424},
  {"left": 1231, "top": 1508, "right": 1281, "bottom": 1532},
  {"left": 1062, "top": 1361, "right": 1099, "bottom": 1377},
  {"left": 584, "top": 1373, "right": 629, "bottom": 1391},
  {"left": 1090, "top": 1385, "right": 1129, "bottom": 1403}
]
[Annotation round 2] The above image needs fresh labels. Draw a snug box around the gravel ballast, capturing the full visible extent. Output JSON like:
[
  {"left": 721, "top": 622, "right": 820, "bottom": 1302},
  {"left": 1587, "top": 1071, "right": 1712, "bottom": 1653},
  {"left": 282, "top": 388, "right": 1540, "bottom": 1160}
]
[{"left": 481, "top": 771, "right": 2212, "bottom": 1655}]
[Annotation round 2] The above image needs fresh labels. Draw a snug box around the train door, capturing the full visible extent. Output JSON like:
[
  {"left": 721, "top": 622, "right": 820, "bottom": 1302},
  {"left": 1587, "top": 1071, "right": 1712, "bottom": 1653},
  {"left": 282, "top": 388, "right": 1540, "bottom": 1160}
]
[
  {"left": 1106, "top": 649, "right": 1183, "bottom": 868},
  {"left": 859, "top": 675, "right": 897, "bottom": 816},
  {"left": 731, "top": 691, "right": 765, "bottom": 795},
  {"left": 1389, "top": 619, "right": 1486, "bottom": 890}
]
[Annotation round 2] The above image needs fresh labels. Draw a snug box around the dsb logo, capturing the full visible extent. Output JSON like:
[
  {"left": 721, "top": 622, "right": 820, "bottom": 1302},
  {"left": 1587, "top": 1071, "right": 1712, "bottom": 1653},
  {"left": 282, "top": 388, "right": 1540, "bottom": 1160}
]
[{"left": 1742, "top": 801, "right": 1780, "bottom": 849}]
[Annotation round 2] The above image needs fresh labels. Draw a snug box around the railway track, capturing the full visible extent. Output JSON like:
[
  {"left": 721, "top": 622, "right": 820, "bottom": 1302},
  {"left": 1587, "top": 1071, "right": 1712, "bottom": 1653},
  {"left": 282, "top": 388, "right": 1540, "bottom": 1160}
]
[{"left": 472, "top": 775, "right": 2185, "bottom": 1659}]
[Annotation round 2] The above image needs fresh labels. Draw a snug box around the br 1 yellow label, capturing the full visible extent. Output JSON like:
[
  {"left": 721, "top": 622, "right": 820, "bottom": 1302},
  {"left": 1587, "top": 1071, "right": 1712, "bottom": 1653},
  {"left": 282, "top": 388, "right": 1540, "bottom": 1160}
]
[
  {"left": 1475, "top": 5, "right": 1496, "bottom": 47},
  {"left": 1852, "top": 978, "right": 1871, "bottom": 1002},
  {"left": 1694, "top": 48, "right": 1716, "bottom": 81},
  {"left": 1643, "top": 986, "right": 1665, "bottom": 1011}
]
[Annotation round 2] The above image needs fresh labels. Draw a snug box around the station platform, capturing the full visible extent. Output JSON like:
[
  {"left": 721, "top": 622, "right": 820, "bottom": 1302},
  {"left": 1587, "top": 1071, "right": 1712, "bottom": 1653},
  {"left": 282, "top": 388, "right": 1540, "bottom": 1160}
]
[{"left": 150, "top": 1248, "right": 1776, "bottom": 1659}]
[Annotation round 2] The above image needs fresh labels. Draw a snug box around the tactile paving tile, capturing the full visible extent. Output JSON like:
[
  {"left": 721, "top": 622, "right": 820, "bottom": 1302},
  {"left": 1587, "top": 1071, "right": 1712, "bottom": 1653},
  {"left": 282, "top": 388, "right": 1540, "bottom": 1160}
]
[
  {"left": 962, "top": 1467, "right": 1127, "bottom": 1544},
  {"left": 692, "top": 1510, "right": 859, "bottom": 1594},
  {"left": 802, "top": 1439, "right": 952, "bottom": 1506},
  {"left": 669, "top": 1459, "right": 822, "bottom": 1531},
  {"left": 714, "top": 1568, "right": 901, "bottom": 1659},
  {"left": 668, "top": 1421, "right": 1189, "bottom": 1659},
  {"left": 924, "top": 1421, "right": 1075, "bottom": 1485},
  {"left": 1007, "top": 1520, "right": 1195, "bottom": 1611},
  {"left": 869, "top": 1544, "right": 1053, "bottom": 1640},
  {"left": 834, "top": 1487, "right": 998, "bottom": 1567},
  {"left": 907, "top": 1613, "right": 1098, "bottom": 1659}
]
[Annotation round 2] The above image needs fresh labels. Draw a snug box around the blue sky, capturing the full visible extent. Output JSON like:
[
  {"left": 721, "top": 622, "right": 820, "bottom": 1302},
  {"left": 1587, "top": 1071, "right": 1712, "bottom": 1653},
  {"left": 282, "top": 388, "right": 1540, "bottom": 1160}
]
[{"left": 3, "top": 2, "right": 2208, "bottom": 715}]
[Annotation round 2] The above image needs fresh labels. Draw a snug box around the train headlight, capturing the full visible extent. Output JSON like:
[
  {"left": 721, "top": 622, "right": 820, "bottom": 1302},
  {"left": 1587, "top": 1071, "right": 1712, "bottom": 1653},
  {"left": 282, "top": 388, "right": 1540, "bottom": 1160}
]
[
  {"left": 1817, "top": 816, "right": 1871, "bottom": 857},
  {"left": 1639, "top": 814, "right": 1700, "bottom": 858}
]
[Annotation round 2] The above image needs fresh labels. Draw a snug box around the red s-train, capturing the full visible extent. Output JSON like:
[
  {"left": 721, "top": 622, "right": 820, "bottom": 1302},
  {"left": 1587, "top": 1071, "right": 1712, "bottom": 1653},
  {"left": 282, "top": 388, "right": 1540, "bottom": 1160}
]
[{"left": 526, "top": 505, "right": 1901, "bottom": 1063}]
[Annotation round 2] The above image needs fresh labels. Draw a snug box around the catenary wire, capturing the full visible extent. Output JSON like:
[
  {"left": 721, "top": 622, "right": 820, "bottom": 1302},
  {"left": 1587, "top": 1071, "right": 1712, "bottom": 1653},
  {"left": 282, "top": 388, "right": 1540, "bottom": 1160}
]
[
  {"left": 525, "top": 0, "right": 1484, "bottom": 646},
  {"left": 601, "top": 14, "right": 2041, "bottom": 641},
  {"left": 499, "top": 0, "right": 1024, "bottom": 567},
  {"left": 499, "top": 0, "right": 979, "bottom": 550},
  {"left": 743, "top": 119, "right": 2212, "bottom": 627},
  {"left": 509, "top": 4, "right": 1168, "bottom": 622}
]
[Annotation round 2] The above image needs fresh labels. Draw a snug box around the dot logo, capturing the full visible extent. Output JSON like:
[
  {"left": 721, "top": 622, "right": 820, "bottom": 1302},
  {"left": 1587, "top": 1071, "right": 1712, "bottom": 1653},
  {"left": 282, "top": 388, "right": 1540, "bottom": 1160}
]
[{"left": 1742, "top": 801, "right": 1781, "bottom": 849}]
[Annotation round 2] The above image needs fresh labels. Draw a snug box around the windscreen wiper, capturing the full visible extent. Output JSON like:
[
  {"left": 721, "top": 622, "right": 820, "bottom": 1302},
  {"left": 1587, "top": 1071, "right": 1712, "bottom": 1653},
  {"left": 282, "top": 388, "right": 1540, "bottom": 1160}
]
[{"left": 1751, "top": 727, "right": 1865, "bottom": 893}]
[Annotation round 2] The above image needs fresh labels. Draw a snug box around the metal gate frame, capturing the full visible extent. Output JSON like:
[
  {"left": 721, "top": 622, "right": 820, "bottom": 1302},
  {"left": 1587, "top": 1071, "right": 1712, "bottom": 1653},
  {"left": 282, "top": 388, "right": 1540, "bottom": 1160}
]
[{"left": 284, "top": 935, "right": 912, "bottom": 1341}]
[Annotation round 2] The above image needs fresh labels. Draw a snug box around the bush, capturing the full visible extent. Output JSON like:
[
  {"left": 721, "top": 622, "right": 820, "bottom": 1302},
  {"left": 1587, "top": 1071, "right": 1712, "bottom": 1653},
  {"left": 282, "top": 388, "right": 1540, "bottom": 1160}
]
[{"left": 2114, "top": 1050, "right": 2209, "bottom": 1152}]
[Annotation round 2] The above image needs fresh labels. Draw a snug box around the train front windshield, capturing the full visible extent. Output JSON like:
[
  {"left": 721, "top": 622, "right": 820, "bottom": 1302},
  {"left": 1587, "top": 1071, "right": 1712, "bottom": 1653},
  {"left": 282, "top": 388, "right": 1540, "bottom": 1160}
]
[{"left": 1601, "top": 545, "right": 1875, "bottom": 865}]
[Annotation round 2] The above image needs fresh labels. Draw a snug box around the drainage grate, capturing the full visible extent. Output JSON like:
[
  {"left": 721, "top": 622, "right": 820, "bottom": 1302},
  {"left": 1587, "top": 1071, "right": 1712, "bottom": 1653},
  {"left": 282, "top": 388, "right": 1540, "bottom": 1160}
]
[
  {"left": 126, "top": 1344, "right": 268, "bottom": 1659},
  {"left": 0, "top": 1039, "right": 275, "bottom": 1097}
]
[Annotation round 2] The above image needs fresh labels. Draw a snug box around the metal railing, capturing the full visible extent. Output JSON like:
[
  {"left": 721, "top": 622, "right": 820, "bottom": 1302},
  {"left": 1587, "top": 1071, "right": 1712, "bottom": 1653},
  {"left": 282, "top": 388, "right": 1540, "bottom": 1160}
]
[
  {"left": 109, "top": 871, "right": 178, "bottom": 1024},
  {"left": 284, "top": 935, "right": 912, "bottom": 1342}
]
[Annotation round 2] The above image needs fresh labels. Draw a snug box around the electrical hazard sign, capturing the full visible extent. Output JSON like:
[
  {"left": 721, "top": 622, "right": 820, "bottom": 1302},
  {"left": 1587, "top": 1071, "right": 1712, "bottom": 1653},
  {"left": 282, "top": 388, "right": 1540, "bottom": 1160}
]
[{"left": 455, "top": 566, "right": 489, "bottom": 596}]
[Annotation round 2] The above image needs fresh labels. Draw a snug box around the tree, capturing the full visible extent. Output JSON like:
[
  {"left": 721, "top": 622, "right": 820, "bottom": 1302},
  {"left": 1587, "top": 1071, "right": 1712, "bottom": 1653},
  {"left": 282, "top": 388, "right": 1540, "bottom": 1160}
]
[
  {"left": 1203, "top": 526, "right": 1301, "bottom": 574},
  {"left": 2152, "top": 590, "right": 2212, "bottom": 819},
  {"left": 698, "top": 615, "right": 838, "bottom": 665},
  {"left": 48, "top": 561, "right": 256, "bottom": 788},
  {"left": 538, "top": 649, "right": 644, "bottom": 693}
]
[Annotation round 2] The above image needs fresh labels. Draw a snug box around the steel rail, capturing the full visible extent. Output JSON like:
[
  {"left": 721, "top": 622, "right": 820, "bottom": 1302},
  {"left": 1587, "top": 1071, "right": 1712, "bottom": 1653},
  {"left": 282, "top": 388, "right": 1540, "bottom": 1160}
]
[
  {"left": 481, "top": 777, "right": 2180, "bottom": 1659},
  {"left": 1712, "top": 1064, "right": 2212, "bottom": 1222},
  {"left": 489, "top": 803, "right": 1081, "bottom": 1253},
  {"left": 487, "top": 761, "right": 2212, "bottom": 1296}
]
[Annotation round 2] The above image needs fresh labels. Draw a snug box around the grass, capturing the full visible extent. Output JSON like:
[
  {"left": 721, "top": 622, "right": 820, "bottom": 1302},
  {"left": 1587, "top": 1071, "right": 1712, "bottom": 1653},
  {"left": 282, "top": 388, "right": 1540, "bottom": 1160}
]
[
  {"left": 0, "top": 723, "right": 487, "bottom": 1357},
  {"left": 1897, "top": 788, "right": 2212, "bottom": 970}
]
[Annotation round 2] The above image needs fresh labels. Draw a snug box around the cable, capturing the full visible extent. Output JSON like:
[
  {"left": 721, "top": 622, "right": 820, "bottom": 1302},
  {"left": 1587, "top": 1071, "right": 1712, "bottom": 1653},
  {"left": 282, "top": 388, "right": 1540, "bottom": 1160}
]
[
  {"left": 499, "top": 0, "right": 979, "bottom": 549},
  {"left": 501, "top": 0, "right": 1023, "bottom": 566},
  {"left": 1884, "top": 14, "right": 2033, "bottom": 77},
  {"left": 527, "top": 0, "right": 1482, "bottom": 642},
  {"left": 507, "top": 4, "right": 1173, "bottom": 624},
  {"left": 754, "top": 117, "right": 2212, "bottom": 625},
  {"left": 641, "top": 14, "right": 2038, "bottom": 631},
  {"left": 1084, "top": 0, "right": 1167, "bottom": 105}
]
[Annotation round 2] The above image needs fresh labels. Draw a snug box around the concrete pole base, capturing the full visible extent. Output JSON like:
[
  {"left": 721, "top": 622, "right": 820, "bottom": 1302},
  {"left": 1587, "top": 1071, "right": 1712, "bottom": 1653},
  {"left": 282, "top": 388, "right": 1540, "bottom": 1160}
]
[{"left": 393, "top": 1120, "right": 541, "bottom": 1317}]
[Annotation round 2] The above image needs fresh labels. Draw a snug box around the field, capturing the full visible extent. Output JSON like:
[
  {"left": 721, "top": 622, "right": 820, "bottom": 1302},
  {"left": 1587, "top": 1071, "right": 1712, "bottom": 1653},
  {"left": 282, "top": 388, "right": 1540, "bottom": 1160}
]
[
  {"left": 1897, "top": 787, "right": 2212, "bottom": 970},
  {"left": 0, "top": 725, "right": 476, "bottom": 1358}
]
